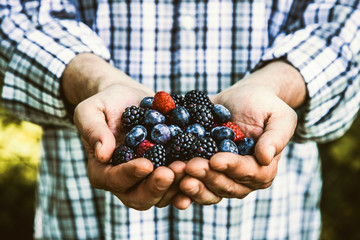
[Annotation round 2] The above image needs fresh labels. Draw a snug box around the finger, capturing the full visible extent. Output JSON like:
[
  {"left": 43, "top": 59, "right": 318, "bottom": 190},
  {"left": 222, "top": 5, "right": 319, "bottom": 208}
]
[
  {"left": 119, "top": 166, "right": 175, "bottom": 210},
  {"left": 255, "top": 106, "right": 297, "bottom": 165},
  {"left": 210, "top": 152, "right": 277, "bottom": 189},
  {"left": 172, "top": 193, "right": 192, "bottom": 210},
  {"left": 186, "top": 157, "right": 252, "bottom": 198},
  {"left": 74, "top": 99, "right": 116, "bottom": 163},
  {"left": 180, "top": 176, "right": 222, "bottom": 205},
  {"left": 156, "top": 161, "right": 186, "bottom": 208},
  {"left": 87, "top": 157, "right": 154, "bottom": 192}
]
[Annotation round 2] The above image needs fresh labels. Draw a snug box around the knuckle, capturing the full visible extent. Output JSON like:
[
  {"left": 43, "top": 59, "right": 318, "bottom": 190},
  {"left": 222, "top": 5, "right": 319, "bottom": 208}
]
[
  {"left": 218, "top": 183, "right": 235, "bottom": 197},
  {"left": 259, "top": 172, "right": 274, "bottom": 185},
  {"left": 238, "top": 173, "right": 254, "bottom": 183}
]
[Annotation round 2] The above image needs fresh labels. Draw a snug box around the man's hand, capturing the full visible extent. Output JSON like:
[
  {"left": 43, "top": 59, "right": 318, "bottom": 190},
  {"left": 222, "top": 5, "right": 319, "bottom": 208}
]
[
  {"left": 179, "top": 61, "right": 306, "bottom": 204},
  {"left": 63, "top": 53, "right": 190, "bottom": 210}
]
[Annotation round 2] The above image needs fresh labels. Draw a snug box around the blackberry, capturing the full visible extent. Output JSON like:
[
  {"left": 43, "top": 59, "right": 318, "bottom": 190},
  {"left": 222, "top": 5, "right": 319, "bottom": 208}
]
[
  {"left": 111, "top": 145, "right": 135, "bottom": 165},
  {"left": 188, "top": 104, "right": 215, "bottom": 130},
  {"left": 184, "top": 90, "right": 214, "bottom": 109},
  {"left": 121, "top": 106, "right": 146, "bottom": 129},
  {"left": 191, "top": 137, "right": 218, "bottom": 159},
  {"left": 169, "top": 132, "right": 198, "bottom": 161},
  {"left": 144, "top": 145, "right": 167, "bottom": 168},
  {"left": 171, "top": 93, "right": 185, "bottom": 107}
]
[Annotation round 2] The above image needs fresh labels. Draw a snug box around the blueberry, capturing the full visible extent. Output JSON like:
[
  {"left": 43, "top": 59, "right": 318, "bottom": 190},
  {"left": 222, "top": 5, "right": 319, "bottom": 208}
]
[
  {"left": 186, "top": 123, "right": 206, "bottom": 139},
  {"left": 143, "top": 109, "right": 166, "bottom": 126},
  {"left": 125, "top": 125, "right": 147, "bottom": 148},
  {"left": 238, "top": 137, "right": 255, "bottom": 155},
  {"left": 210, "top": 126, "right": 235, "bottom": 142},
  {"left": 171, "top": 106, "right": 191, "bottom": 127},
  {"left": 218, "top": 139, "right": 238, "bottom": 154},
  {"left": 151, "top": 124, "right": 171, "bottom": 145},
  {"left": 212, "top": 104, "right": 231, "bottom": 124},
  {"left": 168, "top": 124, "right": 183, "bottom": 138},
  {"left": 140, "top": 96, "right": 154, "bottom": 108}
]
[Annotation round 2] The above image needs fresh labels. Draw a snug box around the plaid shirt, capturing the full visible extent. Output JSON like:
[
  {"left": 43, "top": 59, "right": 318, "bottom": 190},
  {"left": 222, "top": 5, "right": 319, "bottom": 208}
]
[{"left": 1, "top": 0, "right": 360, "bottom": 239}]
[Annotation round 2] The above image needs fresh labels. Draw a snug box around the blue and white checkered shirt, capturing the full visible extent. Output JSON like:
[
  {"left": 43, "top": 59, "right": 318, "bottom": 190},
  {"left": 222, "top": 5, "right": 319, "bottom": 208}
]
[{"left": 1, "top": 0, "right": 360, "bottom": 239}]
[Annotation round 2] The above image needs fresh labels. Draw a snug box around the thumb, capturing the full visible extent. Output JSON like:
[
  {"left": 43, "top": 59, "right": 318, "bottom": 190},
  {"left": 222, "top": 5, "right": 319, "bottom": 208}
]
[
  {"left": 255, "top": 108, "right": 297, "bottom": 166},
  {"left": 74, "top": 101, "right": 116, "bottom": 163}
]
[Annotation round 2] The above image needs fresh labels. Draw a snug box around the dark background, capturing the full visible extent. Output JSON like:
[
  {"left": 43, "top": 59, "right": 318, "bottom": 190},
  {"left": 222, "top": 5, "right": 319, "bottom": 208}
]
[{"left": 1, "top": 110, "right": 359, "bottom": 240}]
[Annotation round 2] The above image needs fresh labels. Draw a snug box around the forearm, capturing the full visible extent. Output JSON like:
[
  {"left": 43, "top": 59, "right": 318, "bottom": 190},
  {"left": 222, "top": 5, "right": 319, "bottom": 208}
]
[
  {"left": 62, "top": 53, "right": 146, "bottom": 106},
  {"left": 0, "top": 2, "right": 110, "bottom": 127}
]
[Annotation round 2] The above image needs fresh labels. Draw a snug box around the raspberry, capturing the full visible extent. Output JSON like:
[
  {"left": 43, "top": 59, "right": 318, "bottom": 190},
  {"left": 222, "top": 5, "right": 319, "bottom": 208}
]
[
  {"left": 121, "top": 106, "right": 145, "bottom": 129},
  {"left": 169, "top": 132, "right": 198, "bottom": 161},
  {"left": 171, "top": 93, "right": 185, "bottom": 107},
  {"left": 191, "top": 137, "right": 218, "bottom": 159},
  {"left": 111, "top": 145, "right": 135, "bottom": 165},
  {"left": 152, "top": 91, "right": 176, "bottom": 114},
  {"left": 221, "top": 121, "right": 245, "bottom": 142},
  {"left": 188, "top": 104, "right": 214, "bottom": 130},
  {"left": 137, "top": 140, "right": 156, "bottom": 157},
  {"left": 144, "top": 145, "right": 167, "bottom": 168},
  {"left": 184, "top": 90, "right": 214, "bottom": 109}
]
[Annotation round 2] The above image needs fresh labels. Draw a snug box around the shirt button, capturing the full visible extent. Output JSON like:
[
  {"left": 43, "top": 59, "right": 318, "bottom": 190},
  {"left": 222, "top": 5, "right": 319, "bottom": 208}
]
[{"left": 180, "top": 15, "right": 195, "bottom": 30}]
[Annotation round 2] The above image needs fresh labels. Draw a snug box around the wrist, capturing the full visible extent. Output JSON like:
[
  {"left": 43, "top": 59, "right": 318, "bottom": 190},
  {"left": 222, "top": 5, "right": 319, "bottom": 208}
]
[
  {"left": 240, "top": 60, "right": 307, "bottom": 108},
  {"left": 61, "top": 53, "right": 142, "bottom": 106}
]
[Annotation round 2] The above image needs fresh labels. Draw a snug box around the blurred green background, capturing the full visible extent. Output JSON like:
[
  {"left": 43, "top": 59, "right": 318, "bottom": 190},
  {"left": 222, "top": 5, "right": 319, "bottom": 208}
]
[{"left": 1, "top": 106, "right": 360, "bottom": 240}]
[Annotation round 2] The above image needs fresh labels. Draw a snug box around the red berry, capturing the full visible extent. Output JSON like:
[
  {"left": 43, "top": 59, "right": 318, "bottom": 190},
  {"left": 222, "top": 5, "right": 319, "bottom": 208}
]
[
  {"left": 221, "top": 121, "right": 245, "bottom": 142},
  {"left": 152, "top": 91, "right": 176, "bottom": 114},
  {"left": 137, "top": 140, "right": 156, "bottom": 157}
]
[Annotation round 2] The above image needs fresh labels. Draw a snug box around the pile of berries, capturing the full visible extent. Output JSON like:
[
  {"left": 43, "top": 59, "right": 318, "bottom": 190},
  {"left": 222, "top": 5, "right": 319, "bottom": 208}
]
[{"left": 111, "top": 90, "right": 256, "bottom": 168}]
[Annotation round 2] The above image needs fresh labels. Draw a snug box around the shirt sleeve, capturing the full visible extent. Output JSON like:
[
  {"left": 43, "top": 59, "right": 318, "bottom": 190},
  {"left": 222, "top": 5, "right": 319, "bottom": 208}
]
[
  {"left": 259, "top": 0, "right": 360, "bottom": 143},
  {"left": 0, "top": 1, "right": 110, "bottom": 128}
]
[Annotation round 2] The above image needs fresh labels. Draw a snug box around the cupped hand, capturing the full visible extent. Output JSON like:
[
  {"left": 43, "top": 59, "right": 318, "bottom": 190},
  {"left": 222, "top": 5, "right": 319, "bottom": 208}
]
[
  {"left": 74, "top": 84, "right": 153, "bottom": 162},
  {"left": 74, "top": 83, "right": 191, "bottom": 210},
  {"left": 63, "top": 54, "right": 192, "bottom": 209},
  {"left": 180, "top": 62, "right": 303, "bottom": 204}
]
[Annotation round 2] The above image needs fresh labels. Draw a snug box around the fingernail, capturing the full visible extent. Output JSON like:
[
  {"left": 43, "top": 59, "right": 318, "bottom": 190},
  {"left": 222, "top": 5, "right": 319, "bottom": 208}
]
[
  {"left": 268, "top": 145, "right": 276, "bottom": 158},
  {"left": 95, "top": 141, "right": 102, "bottom": 159},
  {"left": 157, "top": 179, "right": 172, "bottom": 191}
]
